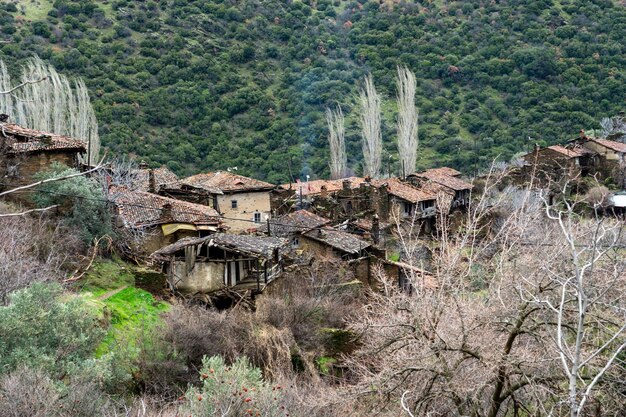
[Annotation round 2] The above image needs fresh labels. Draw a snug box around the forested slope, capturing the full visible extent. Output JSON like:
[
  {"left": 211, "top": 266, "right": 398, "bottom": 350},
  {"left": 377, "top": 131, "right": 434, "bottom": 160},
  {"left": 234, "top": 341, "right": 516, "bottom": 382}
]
[{"left": 0, "top": 0, "right": 624, "bottom": 181}]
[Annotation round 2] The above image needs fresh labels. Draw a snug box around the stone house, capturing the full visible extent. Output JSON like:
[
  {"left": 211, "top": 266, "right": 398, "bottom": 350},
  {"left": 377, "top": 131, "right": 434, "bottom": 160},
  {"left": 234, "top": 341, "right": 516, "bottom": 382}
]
[
  {"left": 129, "top": 163, "right": 179, "bottom": 194},
  {"left": 299, "top": 227, "right": 372, "bottom": 281},
  {"left": 161, "top": 171, "right": 275, "bottom": 232},
  {"left": 257, "top": 209, "right": 330, "bottom": 242},
  {"left": 521, "top": 144, "right": 590, "bottom": 185},
  {"left": 374, "top": 177, "right": 437, "bottom": 231},
  {"left": 580, "top": 138, "right": 626, "bottom": 187},
  {"left": 0, "top": 121, "right": 86, "bottom": 203},
  {"left": 150, "top": 234, "right": 287, "bottom": 294},
  {"left": 408, "top": 167, "right": 473, "bottom": 211},
  {"left": 277, "top": 177, "right": 393, "bottom": 223},
  {"left": 108, "top": 185, "right": 223, "bottom": 256}
]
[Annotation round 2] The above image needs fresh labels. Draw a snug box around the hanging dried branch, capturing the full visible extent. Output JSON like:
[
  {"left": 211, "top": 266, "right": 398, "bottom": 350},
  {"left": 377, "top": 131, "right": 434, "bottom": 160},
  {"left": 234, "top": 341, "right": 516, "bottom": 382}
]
[
  {"left": 396, "top": 66, "right": 418, "bottom": 176},
  {"left": 359, "top": 74, "right": 382, "bottom": 178},
  {"left": 326, "top": 105, "right": 347, "bottom": 180}
]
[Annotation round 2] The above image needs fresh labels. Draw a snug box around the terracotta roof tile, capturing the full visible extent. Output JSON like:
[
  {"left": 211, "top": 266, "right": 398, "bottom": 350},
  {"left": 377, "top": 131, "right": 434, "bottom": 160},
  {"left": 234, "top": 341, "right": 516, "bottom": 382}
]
[
  {"left": 258, "top": 209, "right": 330, "bottom": 236},
  {"left": 374, "top": 177, "right": 436, "bottom": 203},
  {"left": 109, "top": 185, "right": 221, "bottom": 228},
  {"left": 280, "top": 177, "right": 366, "bottom": 196},
  {"left": 413, "top": 168, "right": 473, "bottom": 191},
  {"left": 303, "top": 227, "right": 371, "bottom": 255},
  {"left": 182, "top": 171, "right": 274, "bottom": 193},
  {"left": 131, "top": 167, "right": 180, "bottom": 192},
  {"left": 546, "top": 145, "right": 584, "bottom": 158},
  {"left": 1, "top": 123, "right": 86, "bottom": 153},
  {"left": 590, "top": 138, "right": 626, "bottom": 153}
]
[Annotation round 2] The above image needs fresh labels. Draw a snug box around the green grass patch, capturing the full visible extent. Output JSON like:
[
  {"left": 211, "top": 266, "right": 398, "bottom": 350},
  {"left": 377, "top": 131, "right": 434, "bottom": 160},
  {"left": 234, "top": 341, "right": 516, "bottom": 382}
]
[
  {"left": 95, "top": 286, "right": 169, "bottom": 357},
  {"left": 77, "top": 258, "right": 135, "bottom": 297}
]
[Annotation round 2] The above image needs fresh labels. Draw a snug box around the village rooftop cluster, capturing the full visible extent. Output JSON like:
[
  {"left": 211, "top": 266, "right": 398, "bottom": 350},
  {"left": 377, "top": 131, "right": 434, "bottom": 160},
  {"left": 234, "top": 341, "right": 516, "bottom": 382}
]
[{"left": 2, "top": 119, "right": 625, "bottom": 300}]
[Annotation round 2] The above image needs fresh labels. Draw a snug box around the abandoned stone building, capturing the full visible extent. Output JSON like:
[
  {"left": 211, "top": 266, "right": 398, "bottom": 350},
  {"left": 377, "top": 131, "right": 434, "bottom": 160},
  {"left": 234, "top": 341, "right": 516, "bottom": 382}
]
[
  {"left": 160, "top": 171, "right": 275, "bottom": 232},
  {"left": 0, "top": 121, "right": 86, "bottom": 203},
  {"left": 129, "top": 163, "right": 180, "bottom": 193},
  {"left": 150, "top": 233, "right": 287, "bottom": 294}
]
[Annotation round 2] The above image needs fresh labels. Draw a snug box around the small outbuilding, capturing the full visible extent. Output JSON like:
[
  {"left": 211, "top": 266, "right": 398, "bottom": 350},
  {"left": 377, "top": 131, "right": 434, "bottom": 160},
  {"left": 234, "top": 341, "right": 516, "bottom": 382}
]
[{"left": 150, "top": 234, "right": 287, "bottom": 294}]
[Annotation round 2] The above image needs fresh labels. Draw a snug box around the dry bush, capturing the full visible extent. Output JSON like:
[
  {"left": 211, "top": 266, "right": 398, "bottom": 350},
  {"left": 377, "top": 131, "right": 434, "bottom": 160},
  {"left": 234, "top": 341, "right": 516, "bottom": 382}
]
[
  {"left": 0, "top": 368, "right": 59, "bottom": 417},
  {"left": 164, "top": 303, "right": 295, "bottom": 380},
  {"left": 0, "top": 209, "right": 82, "bottom": 304},
  {"left": 257, "top": 259, "right": 362, "bottom": 352},
  {"left": 0, "top": 367, "right": 115, "bottom": 417}
]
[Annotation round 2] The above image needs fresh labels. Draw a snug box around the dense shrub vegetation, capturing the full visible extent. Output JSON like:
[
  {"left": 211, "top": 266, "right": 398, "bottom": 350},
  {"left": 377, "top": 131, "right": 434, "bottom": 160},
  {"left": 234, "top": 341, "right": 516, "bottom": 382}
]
[{"left": 0, "top": 0, "right": 624, "bottom": 181}]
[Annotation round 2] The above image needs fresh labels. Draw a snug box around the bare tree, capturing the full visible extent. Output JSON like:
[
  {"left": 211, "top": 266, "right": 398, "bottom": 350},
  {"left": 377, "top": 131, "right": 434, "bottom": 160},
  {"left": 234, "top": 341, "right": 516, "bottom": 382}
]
[
  {"left": 534, "top": 192, "right": 626, "bottom": 417},
  {"left": 396, "top": 66, "right": 418, "bottom": 177},
  {"left": 345, "top": 171, "right": 626, "bottom": 416},
  {"left": 359, "top": 74, "right": 382, "bottom": 178},
  {"left": 0, "top": 57, "right": 100, "bottom": 165},
  {"left": 326, "top": 105, "right": 347, "bottom": 180}
]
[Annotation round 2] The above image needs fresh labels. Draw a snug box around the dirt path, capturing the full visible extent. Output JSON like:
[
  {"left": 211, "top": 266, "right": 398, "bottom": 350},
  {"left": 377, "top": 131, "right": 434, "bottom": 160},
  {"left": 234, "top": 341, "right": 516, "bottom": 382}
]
[{"left": 98, "top": 285, "right": 129, "bottom": 300}]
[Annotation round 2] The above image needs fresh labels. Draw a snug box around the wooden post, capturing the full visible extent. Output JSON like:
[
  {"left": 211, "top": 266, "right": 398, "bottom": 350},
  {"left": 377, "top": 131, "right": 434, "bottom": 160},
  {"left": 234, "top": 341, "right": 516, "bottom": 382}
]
[
  {"left": 256, "top": 259, "right": 260, "bottom": 292},
  {"left": 264, "top": 261, "right": 268, "bottom": 284}
]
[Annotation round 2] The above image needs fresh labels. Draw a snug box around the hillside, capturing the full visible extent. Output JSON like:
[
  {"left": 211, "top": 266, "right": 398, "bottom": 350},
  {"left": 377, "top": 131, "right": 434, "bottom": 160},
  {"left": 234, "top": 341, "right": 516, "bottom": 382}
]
[{"left": 0, "top": 0, "right": 624, "bottom": 182}]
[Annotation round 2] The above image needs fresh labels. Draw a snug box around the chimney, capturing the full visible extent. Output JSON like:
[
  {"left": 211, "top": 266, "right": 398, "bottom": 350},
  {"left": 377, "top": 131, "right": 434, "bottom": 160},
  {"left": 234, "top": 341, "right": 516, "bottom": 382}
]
[
  {"left": 342, "top": 179, "right": 351, "bottom": 191},
  {"left": 579, "top": 129, "right": 587, "bottom": 141},
  {"left": 371, "top": 214, "right": 380, "bottom": 245},
  {"left": 161, "top": 203, "right": 173, "bottom": 221},
  {"left": 365, "top": 175, "right": 372, "bottom": 183},
  {"left": 534, "top": 143, "right": 540, "bottom": 153},
  {"left": 320, "top": 185, "right": 328, "bottom": 198},
  {"left": 148, "top": 169, "right": 156, "bottom": 193},
  {"left": 139, "top": 160, "right": 149, "bottom": 170}
]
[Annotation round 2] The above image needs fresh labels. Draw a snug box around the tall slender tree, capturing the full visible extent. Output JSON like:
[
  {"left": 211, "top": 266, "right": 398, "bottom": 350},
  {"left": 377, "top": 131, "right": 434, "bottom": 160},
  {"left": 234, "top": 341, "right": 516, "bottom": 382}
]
[
  {"left": 396, "top": 66, "right": 418, "bottom": 177},
  {"left": 326, "top": 105, "right": 347, "bottom": 180},
  {"left": 359, "top": 74, "right": 382, "bottom": 178},
  {"left": 0, "top": 57, "right": 100, "bottom": 165}
]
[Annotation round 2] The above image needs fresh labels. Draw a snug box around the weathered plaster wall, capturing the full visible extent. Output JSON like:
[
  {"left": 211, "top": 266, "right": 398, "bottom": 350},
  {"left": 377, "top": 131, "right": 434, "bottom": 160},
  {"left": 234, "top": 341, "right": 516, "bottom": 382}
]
[
  {"left": 172, "top": 261, "right": 225, "bottom": 293},
  {"left": 217, "top": 191, "right": 271, "bottom": 232}
]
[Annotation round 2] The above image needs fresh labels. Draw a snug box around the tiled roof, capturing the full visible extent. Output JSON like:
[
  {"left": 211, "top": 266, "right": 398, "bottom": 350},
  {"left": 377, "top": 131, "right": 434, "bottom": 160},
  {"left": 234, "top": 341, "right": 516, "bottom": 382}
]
[
  {"left": 352, "top": 218, "right": 392, "bottom": 232},
  {"left": 413, "top": 169, "right": 473, "bottom": 192},
  {"left": 280, "top": 177, "right": 366, "bottom": 196},
  {"left": 131, "top": 167, "right": 180, "bottom": 192},
  {"left": 546, "top": 145, "right": 585, "bottom": 158},
  {"left": 257, "top": 209, "right": 330, "bottom": 236},
  {"left": 374, "top": 177, "right": 436, "bottom": 203},
  {"left": 1, "top": 123, "right": 86, "bottom": 153},
  {"left": 151, "top": 233, "right": 287, "bottom": 261},
  {"left": 417, "top": 167, "right": 462, "bottom": 177},
  {"left": 303, "top": 227, "right": 371, "bottom": 255},
  {"left": 108, "top": 185, "right": 221, "bottom": 228},
  {"left": 590, "top": 138, "right": 626, "bottom": 153},
  {"left": 182, "top": 171, "right": 274, "bottom": 193}
]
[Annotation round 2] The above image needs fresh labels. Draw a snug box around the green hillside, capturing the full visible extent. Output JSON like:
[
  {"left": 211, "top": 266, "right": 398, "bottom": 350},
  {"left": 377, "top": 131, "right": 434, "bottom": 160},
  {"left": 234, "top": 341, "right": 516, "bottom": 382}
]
[{"left": 0, "top": 0, "right": 624, "bottom": 182}]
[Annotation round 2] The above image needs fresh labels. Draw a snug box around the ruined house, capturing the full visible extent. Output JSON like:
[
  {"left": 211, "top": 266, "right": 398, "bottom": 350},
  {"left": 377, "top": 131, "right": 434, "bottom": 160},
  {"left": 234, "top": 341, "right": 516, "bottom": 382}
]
[
  {"left": 108, "top": 185, "right": 223, "bottom": 255},
  {"left": 130, "top": 163, "right": 179, "bottom": 194},
  {"left": 150, "top": 234, "right": 287, "bottom": 294},
  {"left": 520, "top": 144, "right": 591, "bottom": 185},
  {"left": 299, "top": 227, "right": 372, "bottom": 281},
  {"left": 408, "top": 167, "right": 473, "bottom": 211},
  {"left": 374, "top": 177, "right": 437, "bottom": 232},
  {"left": 161, "top": 171, "right": 275, "bottom": 232},
  {"left": 257, "top": 209, "right": 330, "bottom": 241},
  {"left": 580, "top": 137, "right": 626, "bottom": 187},
  {"left": 0, "top": 121, "right": 86, "bottom": 202}
]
